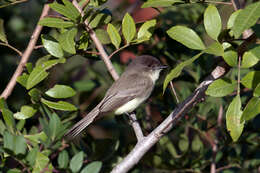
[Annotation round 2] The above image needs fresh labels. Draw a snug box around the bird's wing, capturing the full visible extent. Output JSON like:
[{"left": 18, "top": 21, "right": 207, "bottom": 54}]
[{"left": 99, "top": 73, "right": 153, "bottom": 113}]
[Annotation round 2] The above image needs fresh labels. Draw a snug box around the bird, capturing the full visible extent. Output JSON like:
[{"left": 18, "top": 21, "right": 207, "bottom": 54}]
[{"left": 65, "top": 55, "right": 167, "bottom": 138}]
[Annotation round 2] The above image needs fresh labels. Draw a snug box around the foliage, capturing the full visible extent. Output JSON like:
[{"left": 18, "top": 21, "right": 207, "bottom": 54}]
[{"left": 0, "top": 0, "right": 260, "bottom": 172}]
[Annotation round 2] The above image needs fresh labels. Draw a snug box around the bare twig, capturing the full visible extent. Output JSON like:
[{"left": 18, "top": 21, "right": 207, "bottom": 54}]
[
  {"left": 204, "top": 1, "right": 232, "bottom": 5},
  {"left": 108, "top": 44, "right": 130, "bottom": 59},
  {"left": 0, "top": 42, "right": 23, "bottom": 56},
  {"left": 0, "top": 5, "right": 50, "bottom": 99},
  {"left": 231, "top": 0, "right": 240, "bottom": 10},
  {"left": 170, "top": 81, "right": 179, "bottom": 103},
  {"left": 128, "top": 113, "right": 144, "bottom": 141},
  {"left": 0, "top": 0, "right": 27, "bottom": 8}
]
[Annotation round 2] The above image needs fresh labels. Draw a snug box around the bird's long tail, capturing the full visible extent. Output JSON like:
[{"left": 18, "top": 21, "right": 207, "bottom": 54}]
[{"left": 65, "top": 105, "right": 100, "bottom": 139}]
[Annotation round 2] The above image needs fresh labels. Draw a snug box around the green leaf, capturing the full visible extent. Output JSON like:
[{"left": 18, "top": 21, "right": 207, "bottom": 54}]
[
  {"left": 241, "top": 51, "right": 259, "bottom": 68},
  {"left": 223, "top": 50, "right": 238, "bottom": 67},
  {"left": 26, "top": 148, "right": 38, "bottom": 166},
  {"left": 3, "top": 131, "right": 27, "bottom": 155},
  {"left": 49, "top": 0, "right": 80, "bottom": 22},
  {"left": 204, "top": 42, "right": 224, "bottom": 56},
  {"left": 26, "top": 59, "right": 66, "bottom": 90},
  {"left": 206, "top": 78, "right": 236, "bottom": 97},
  {"left": 95, "top": 29, "right": 111, "bottom": 44},
  {"left": 24, "top": 132, "right": 48, "bottom": 145},
  {"left": 14, "top": 105, "right": 37, "bottom": 120},
  {"left": 0, "top": 19, "right": 7, "bottom": 43},
  {"left": 59, "top": 28, "right": 77, "bottom": 54},
  {"left": 89, "top": 13, "right": 112, "bottom": 29},
  {"left": 233, "top": 1, "right": 260, "bottom": 38},
  {"left": 227, "top": 10, "right": 242, "bottom": 29},
  {"left": 241, "top": 97, "right": 260, "bottom": 121},
  {"left": 2, "top": 108, "right": 15, "bottom": 132},
  {"left": 17, "top": 73, "right": 29, "bottom": 88},
  {"left": 81, "top": 161, "right": 102, "bottom": 173},
  {"left": 38, "top": 17, "right": 74, "bottom": 28},
  {"left": 58, "top": 150, "right": 69, "bottom": 169},
  {"left": 204, "top": 5, "right": 222, "bottom": 40},
  {"left": 122, "top": 13, "right": 136, "bottom": 44},
  {"left": 36, "top": 55, "right": 52, "bottom": 67},
  {"left": 163, "top": 53, "right": 203, "bottom": 93},
  {"left": 70, "top": 152, "right": 84, "bottom": 173},
  {"left": 241, "top": 71, "right": 260, "bottom": 89},
  {"left": 33, "top": 152, "right": 52, "bottom": 173},
  {"left": 191, "top": 135, "right": 203, "bottom": 152},
  {"left": 42, "top": 35, "right": 64, "bottom": 58},
  {"left": 45, "top": 84, "right": 76, "bottom": 98},
  {"left": 250, "top": 45, "right": 260, "bottom": 59},
  {"left": 7, "top": 169, "right": 21, "bottom": 173},
  {"left": 29, "top": 88, "right": 42, "bottom": 103},
  {"left": 226, "top": 95, "right": 244, "bottom": 142},
  {"left": 137, "top": 19, "right": 156, "bottom": 39},
  {"left": 141, "top": 0, "right": 183, "bottom": 8},
  {"left": 167, "top": 26, "right": 205, "bottom": 50},
  {"left": 107, "top": 23, "right": 121, "bottom": 49},
  {"left": 254, "top": 83, "right": 260, "bottom": 97},
  {"left": 0, "top": 97, "right": 8, "bottom": 109},
  {"left": 26, "top": 66, "right": 49, "bottom": 90},
  {"left": 41, "top": 98, "right": 77, "bottom": 111},
  {"left": 74, "top": 80, "right": 96, "bottom": 92}
]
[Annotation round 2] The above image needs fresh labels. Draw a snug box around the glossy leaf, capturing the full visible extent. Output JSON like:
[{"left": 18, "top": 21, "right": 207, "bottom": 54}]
[
  {"left": 17, "top": 73, "right": 29, "bottom": 88},
  {"left": 62, "top": 0, "right": 80, "bottom": 21},
  {"left": 89, "top": 13, "right": 111, "bottom": 29},
  {"left": 137, "top": 19, "right": 156, "bottom": 39},
  {"left": 107, "top": 23, "right": 121, "bottom": 49},
  {"left": 33, "top": 152, "right": 52, "bottom": 173},
  {"left": 141, "top": 0, "right": 183, "bottom": 8},
  {"left": 233, "top": 2, "right": 260, "bottom": 38},
  {"left": 96, "top": 29, "right": 111, "bottom": 44},
  {"left": 226, "top": 95, "right": 244, "bottom": 142},
  {"left": 58, "top": 150, "right": 69, "bottom": 169},
  {"left": 206, "top": 79, "right": 236, "bottom": 97},
  {"left": 122, "top": 13, "right": 136, "bottom": 44},
  {"left": 81, "top": 161, "right": 102, "bottom": 173},
  {"left": 42, "top": 35, "right": 64, "bottom": 58},
  {"left": 254, "top": 83, "right": 260, "bottom": 97},
  {"left": 163, "top": 53, "right": 203, "bottom": 93},
  {"left": 0, "top": 18, "right": 7, "bottom": 43},
  {"left": 250, "top": 45, "right": 260, "bottom": 59},
  {"left": 241, "top": 97, "right": 260, "bottom": 121},
  {"left": 70, "top": 152, "right": 84, "bottom": 173},
  {"left": 3, "top": 131, "right": 27, "bottom": 155},
  {"left": 26, "top": 66, "right": 49, "bottom": 90},
  {"left": 241, "top": 71, "right": 260, "bottom": 89},
  {"left": 167, "top": 26, "right": 205, "bottom": 50},
  {"left": 204, "top": 5, "right": 222, "bottom": 40},
  {"left": 41, "top": 98, "right": 77, "bottom": 111},
  {"left": 227, "top": 10, "right": 242, "bottom": 29},
  {"left": 241, "top": 51, "right": 259, "bottom": 68},
  {"left": 38, "top": 17, "right": 74, "bottom": 28},
  {"left": 2, "top": 108, "right": 15, "bottom": 132},
  {"left": 59, "top": 28, "right": 78, "bottom": 54},
  {"left": 24, "top": 132, "right": 48, "bottom": 145},
  {"left": 45, "top": 85, "right": 76, "bottom": 98},
  {"left": 204, "top": 42, "right": 224, "bottom": 56},
  {"left": 223, "top": 50, "right": 237, "bottom": 67},
  {"left": 14, "top": 105, "right": 37, "bottom": 120}
]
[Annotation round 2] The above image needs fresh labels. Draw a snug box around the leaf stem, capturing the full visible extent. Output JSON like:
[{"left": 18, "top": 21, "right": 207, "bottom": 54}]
[
  {"left": 108, "top": 44, "right": 130, "bottom": 59},
  {"left": 0, "top": 42, "right": 23, "bottom": 56}
]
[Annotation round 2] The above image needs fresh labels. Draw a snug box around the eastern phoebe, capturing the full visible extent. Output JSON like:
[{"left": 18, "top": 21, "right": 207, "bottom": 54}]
[{"left": 65, "top": 55, "right": 167, "bottom": 138}]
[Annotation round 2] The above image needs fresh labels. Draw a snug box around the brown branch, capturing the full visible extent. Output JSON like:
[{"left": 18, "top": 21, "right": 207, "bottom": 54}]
[
  {"left": 108, "top": 44, "right": 130, "bottom": 59},
  {"left": 0, "top": 0, "right": 28, "bottom": 8},
  {"left": 231, "top": 0, "right": 240, "bottom": 10},
  {"left": 0, "top": 42, "right": 23, "bottom": 56},
  {"left": 170, "top": 81, "right": 179, "bottom": 103},
  {"left": 0, "top": 5, "right": 50, "bottom": 99}
]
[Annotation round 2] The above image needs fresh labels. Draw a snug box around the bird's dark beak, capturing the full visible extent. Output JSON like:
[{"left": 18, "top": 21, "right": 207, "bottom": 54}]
[{"left": 158, "top": 65, "right": 168, "bottom": 70}]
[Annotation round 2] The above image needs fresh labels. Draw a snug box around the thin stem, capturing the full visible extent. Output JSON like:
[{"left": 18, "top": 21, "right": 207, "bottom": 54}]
[
  {"left": 0, "top": 0, "right": 27, "bottom": 8},
  {"left": 108, "top": 44, "right": 130, "bottom": 59},
  {"left": 204, "top": 1, "right": 232, "bottom": 5},
  {"left": 0, "top": 5, "right": 50, "bottom": 99},
  {"left": 237, "top": 54, "right": 241, "bottom": 95},
  {"left": 0, "top": 42, "right": 23, "bottom": 56},
  {"left": 231, "top": 0, "right": 240, "bottom": 10},
  {"left": 170, "top": 81, "right": 179, "bottom": 103}
]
